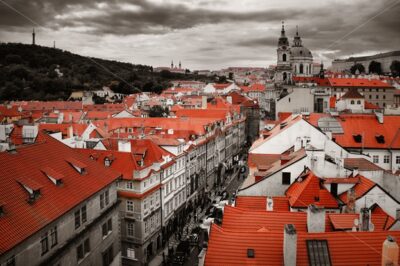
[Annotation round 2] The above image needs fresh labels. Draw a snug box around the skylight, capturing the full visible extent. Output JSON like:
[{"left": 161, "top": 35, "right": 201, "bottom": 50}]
[{"left": 306, "top": 240, "right": 332, "bottom": 266}]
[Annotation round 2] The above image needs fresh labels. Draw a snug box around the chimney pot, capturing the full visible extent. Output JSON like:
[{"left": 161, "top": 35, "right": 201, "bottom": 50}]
[{"left": 382, "top": 235, "right": 399, "bottom": 266}]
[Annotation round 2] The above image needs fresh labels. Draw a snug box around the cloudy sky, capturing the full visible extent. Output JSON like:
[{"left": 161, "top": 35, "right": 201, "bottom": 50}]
[{"left": 0, "top": 0, "right": 399, "bottom": 70}]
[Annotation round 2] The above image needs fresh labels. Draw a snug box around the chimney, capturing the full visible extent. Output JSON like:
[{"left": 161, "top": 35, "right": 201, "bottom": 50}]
[
  {"left": 359, "top": 207, "right": 371, "bottom": 231},
  {"left": 382, "top": 236, "right": 399, "bottom": 266},
  {"left": 307, "top": 205, "right": 325, "bottom": 233},
  {"left": 345, "top": 188, "right": 356, "bottom": 213},
  {"left": 202, "top": 96, "right": 207, "bottom": 109},
  {"left": 68, "top": 125, "right": 74, "bottom": 138},
  {"left": 283, "top": 224, "right": 297, "bottom": 266},
  {"left": 266, "top": 196, "right": 273, "bottom": 211}
]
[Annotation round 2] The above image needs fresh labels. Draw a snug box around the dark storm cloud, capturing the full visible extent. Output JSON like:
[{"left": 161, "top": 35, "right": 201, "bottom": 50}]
[
  {"left": 0, "top": 0, "right": 302, "bottom": 34},
  {"left": 236, "top": 37, "right": 278, "bottom": 47}
]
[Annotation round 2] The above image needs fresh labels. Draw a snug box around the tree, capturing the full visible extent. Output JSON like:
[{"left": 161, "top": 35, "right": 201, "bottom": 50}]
[
  {"left": 149, "top": 105, "right": 169, "bottom": 117},
  {"left": 368, "top": 61, "right": 382, "bottom": 75},
  {"left": 5, "top": 54, "right": 22, "bottom": 65},
  {"left": 350, "top": 63, "right": 365, "bottom": 74},
  {"left": 390, "top": 60, "right": 400, "bottom": 77}
]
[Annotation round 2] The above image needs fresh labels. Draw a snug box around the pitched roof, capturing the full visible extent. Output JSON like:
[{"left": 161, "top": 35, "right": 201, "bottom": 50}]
[
  {"left": 235, "top": 196, "right": 290, "bottom": 212},
  {"left": 341, "top": 88, "right": 364, "bottom": 99},
  {"left": 327, "top": 78, "right": 394, "bottom": 88},
  {"left": 344, "top": 158, "right": 384, "bottom": 171},
  {"left": 339, "top": 175, "right": 376, "bottom": 202},
  {"left": 286, "top": 171, "right": 339, "bottom": 209},
  {"left": 0, "top": 133, "right": 120, "bottom": 254}
]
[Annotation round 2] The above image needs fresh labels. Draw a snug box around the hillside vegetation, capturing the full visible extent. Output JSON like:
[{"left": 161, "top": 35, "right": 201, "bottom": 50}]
[{"left": 0, "top": 43, "right": 207, "bottom": 101}]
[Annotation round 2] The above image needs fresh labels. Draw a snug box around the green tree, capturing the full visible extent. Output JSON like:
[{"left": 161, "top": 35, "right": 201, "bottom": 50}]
[
  {"left": 390, "top": 60, "right": 400, "bottom": 77},
  {"left": 350, "top": 63, "right": 365, "bottom": 74},
  {"left": 368, "top": 61, "right": 382, "bottom": 74},
  {"left": 149, "top": 105, "right": 169, "bottom": 117}
]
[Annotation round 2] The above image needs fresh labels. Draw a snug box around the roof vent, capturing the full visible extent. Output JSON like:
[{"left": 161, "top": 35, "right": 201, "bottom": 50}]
[
  {"left": 352, "top": 134, "right": 362, "bottom": 143},
  {"left": 66, "top": 157, "right": 87, "bottom": 174},
  {"left": 41, "top": 167, "right": 64, "bottom": 185},
  {"left": 17, "top": 178, "right": 42, "bottom": 203},
  {"left": 375, "top": 135, "right": 385, "bottom": 144},
  {"left": 247, "top": 248, "right": 255, "bottom": 258}
]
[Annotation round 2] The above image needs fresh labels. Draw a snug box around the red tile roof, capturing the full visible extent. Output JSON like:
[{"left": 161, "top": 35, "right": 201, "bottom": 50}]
[
  {"left": 286, "top": 171, "right": 339, "bottom": 209},
  {"left": 332, "top": 114, "right": 400, "bottom": 149},
  {"left": 344, "top": 158, "right": 384, "bottom": 171},
  {"left": 0, "top": 133, "right": 120, "bottom": 254},
  {"left": 327, "top": 78, "right": 394, "bottom": 88},
  {"left": 235, "top": 196, "right": 289, "bottom": 212},
  {"left": 339, "top": 175, "right": 376, "bottom": 202},
  {"left": 118, "top": 184, "right": 161, "bottom": 199},
  {"left": 341, "top": 88, "right": 364, "bottom": 99}
]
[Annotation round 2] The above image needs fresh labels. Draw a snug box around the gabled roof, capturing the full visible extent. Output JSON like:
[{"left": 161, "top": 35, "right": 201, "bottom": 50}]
[
  {"left": 0, "top": 133, "right": 120, "bottom": 254},
  {"left": 341, "top": 88, "right": 364, "bottom": 99},
  {"left": 339, "top": 175, "right": 376, "bottom": 202},
  {"left": 286, "top": 171, "right": 339, "bottom": 209}
]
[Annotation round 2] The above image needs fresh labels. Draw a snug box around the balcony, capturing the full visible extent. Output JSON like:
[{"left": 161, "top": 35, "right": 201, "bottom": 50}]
[{"left": 124, "top": 211, "right": 142, "bottom": 220}]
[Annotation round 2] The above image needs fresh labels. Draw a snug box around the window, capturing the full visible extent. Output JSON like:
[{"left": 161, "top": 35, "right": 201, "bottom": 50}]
[
  {"left": 100, "top": 189, "right": 110, "bottom": 209},
  {"left": 41, "top": 232, "right": 49, "bottom": 255},
  {"left": 127, "top": 201, "right": 134, "bottom": 212},
  {"left": 384, "top": 155, "right": 390, "bottom": 164},
  {"left": 373, "top": 155, "right": 379, "bottom": 164},
  {"left": 127, "top": 222, "right": 135, "bottom": 237},
  {"left": 81, "top": 206, "right": 87, "bottom": 223},
  {"left": 126, "top": 182, "right": 133, "bottom": 189},
  {"left": 75, "top": 210, "right": 81, "bottom": 229},
  {"left": 369, "top": 95, "right": 372, "bottom": 99},
  {"left": 102, "top": 218, "right": 112, "bottom": 237},
  {"left": 75, "top": 205, "right": 87, "bottom": 229},
  {"left": 50, "top": 226, "right": 58, "bottom": 247},
  {"left": 282, "top": 53, "right": 287, "bottom": 62},
  {"left": 396, "top": 156, "right": 400, "bottom": 164},
  {"left": 383, "top": 95, "right": 386, "bottom": 99},
  {"left": 357, "top": 100, "right": 361, "bottom": 104},
  {"left": 282, "top": 172, "right": 291, "bottom": 185},
  {"left": 102, "top": 245, "right": 114, "bottom": 266},
  {"left": 350, "top": 100, "right": 355, "bottom": 104},
  {"left": 77, "top": 238, "right": 90, "bottom": 261},
  {"left": 376, "top": 95, "right": 379, "bottom": 99},
  {"left": 104, "top": 158, "right": 111, "bottom": 167},
  {"left": 127, "top": 248, "right": 135, "bottom": 259}
]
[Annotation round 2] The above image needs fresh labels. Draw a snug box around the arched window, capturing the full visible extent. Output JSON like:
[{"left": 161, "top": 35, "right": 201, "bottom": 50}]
[
  {"left": 357, "top": 100, "right": 361, "bottom": 104},
  {"left": 299, "top": 64, "right": 304, "bottom": 74},
  {"left": 283, "top": 54, "right": 287, "bottom": 62},
  {"left": 351, "top": 100, "right": 355, "bottom": 104}
]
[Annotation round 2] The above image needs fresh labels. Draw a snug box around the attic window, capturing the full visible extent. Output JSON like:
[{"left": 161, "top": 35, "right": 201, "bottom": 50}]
[
  {"left": 247, "top": 248, "right": 255, "bottom": 258},
  {"left": 41, "top": 167, "right": 63, "bottom": 185},
  {"left": 314, "top": 196, "right": 320, "bottom": 202},
  {"left": 306, "top": 240, "right": 332, "bottom": 266},
  {"left": 352, "top": 134, "right": 362, "bottom": 143},
  {"left": 375, "top": 135, "right": 385, "bottom": 144},
  {"left": 66, "top": 157, "right": 87, "bottom": 174}
]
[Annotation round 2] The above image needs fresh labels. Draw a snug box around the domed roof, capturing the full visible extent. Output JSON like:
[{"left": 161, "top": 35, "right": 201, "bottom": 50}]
[{"left": 290, "top": 46, "right": 313, "bottom": 58}]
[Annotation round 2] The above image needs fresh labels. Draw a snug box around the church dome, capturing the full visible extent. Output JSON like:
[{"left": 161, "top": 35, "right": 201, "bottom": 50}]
[{"left": 290, "top": 46, "right": 312, "bottom": 58}]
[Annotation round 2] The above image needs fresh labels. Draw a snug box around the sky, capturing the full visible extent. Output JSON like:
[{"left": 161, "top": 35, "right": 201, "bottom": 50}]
[{"left": 0, "top": 0, "right": 399, "bottom": 70}]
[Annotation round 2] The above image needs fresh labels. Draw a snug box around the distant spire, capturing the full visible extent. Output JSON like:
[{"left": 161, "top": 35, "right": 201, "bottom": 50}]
[
  {"left": 32, "top": 28, "right": 36, "bottom": 45},
  {"left": 171, "top": 60, "right": 174, "bottom": 68},
  {"left": 281, "top": 21, "right": 285, "bottom": 35},
  {"left": 296, "top": 25, "right": 299, "bottom": 36},
  {"left": 179, "top": 61, "right": 181, "bottom": 69},
  {"left": 53, "top": 40, "right": 56, "bottom": 49},
  {"left": 293, "top": 25, "right": 302, "bottom": 47}
]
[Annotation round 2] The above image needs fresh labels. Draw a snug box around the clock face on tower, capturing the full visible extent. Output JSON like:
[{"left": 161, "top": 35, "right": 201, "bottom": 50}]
[{"left": 282, "top": 46, "right": 286, "bottom": 50}]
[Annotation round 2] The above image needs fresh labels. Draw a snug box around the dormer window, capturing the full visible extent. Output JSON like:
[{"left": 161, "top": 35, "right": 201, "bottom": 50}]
[
  {"left": 17, "top": 178, "right": 42, "bottom": 203},
  {"left": 353, "top": 134, "right": 362, "bottom": 143},
  {"left": 104, "top": 157, "right": 111, "bottom": 167},
  {"left": 41, "top": 167, "right": 63, "bottom": 186},
  {"left": 66, "top": 157, "right": 87, "bottom": 174}
]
